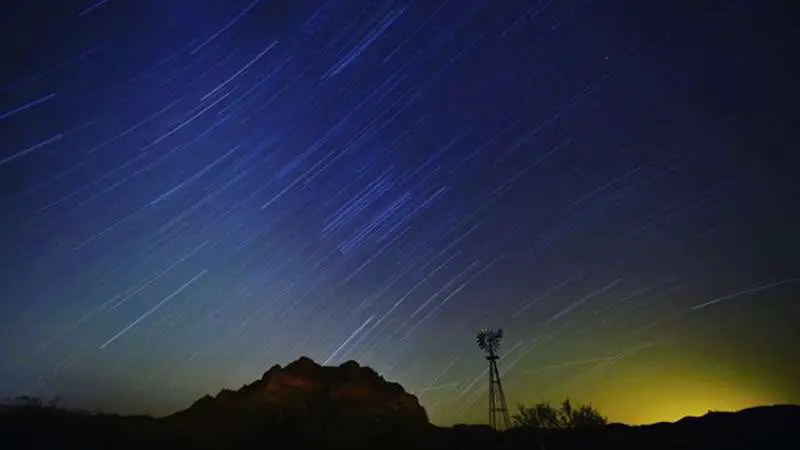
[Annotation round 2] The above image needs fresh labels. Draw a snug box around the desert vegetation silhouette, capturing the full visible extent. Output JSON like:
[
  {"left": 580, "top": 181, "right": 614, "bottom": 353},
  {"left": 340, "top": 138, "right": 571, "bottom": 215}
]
[{"left": 511, "top": 399, "right": 607, "bottom": 429}]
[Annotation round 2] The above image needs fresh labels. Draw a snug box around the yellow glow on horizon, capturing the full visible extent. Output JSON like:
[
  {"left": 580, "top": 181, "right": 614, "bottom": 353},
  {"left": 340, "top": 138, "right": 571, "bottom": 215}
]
[
  {"left": 593, "top": 372, "right": 784, "bottom": 425},
  {"left": 435, "top": 330, "right": 798, "bottom": 427},
  {"left": 621, "top": 388, "right": 777, "bottom": 425}
]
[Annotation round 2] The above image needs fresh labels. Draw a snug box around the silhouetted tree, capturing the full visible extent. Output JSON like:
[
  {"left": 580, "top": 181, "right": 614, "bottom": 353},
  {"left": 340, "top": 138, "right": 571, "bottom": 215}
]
[
  {"left": 563, "top": 399, "right": 606, "bottom": 428},
  {"left": 2, "top": 395, "right": 64, "bottom": 411},
  {"left": 47, "top": 395, "right": 62, "bottom": 409},
  {"left": 512, "top": 401, "right": 563, "bottom": 429},
  {"left": 512, "top": 399, "right": 606, "bottom": 429},
  {"left": 8, "top": 395, "right": 43, "bottom": 408}
]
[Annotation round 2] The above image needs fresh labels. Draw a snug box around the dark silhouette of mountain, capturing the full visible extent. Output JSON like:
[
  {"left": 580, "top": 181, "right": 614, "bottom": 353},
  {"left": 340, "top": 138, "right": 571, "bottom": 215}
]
[
  {"left": 165, "top": 357, "right": 430, "bottom": 448},
  {"left": 1, "top": 357, "right": 798, "bottom": 450}
]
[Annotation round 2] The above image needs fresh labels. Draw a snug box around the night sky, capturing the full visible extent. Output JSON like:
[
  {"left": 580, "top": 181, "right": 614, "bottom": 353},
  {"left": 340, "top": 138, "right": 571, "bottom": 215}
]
[{"left": 1, "top": 0, "right": 799, "bottom": 426}]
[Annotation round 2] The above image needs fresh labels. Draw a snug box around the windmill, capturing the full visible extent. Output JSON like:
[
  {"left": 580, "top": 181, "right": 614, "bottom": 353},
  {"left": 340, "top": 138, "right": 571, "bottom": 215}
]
[{"left": 476, "top": 328, "right": 511, "bottom": 430}]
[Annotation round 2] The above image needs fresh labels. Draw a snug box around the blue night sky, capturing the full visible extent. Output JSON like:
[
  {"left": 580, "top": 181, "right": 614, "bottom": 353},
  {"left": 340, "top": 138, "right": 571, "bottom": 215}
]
[{"left": 1, "top": 0, "right": 798, "bottom": 426}]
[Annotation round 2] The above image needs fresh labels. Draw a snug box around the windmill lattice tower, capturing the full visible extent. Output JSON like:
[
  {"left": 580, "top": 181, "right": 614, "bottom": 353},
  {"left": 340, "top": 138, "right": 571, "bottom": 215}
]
[{"left": 476, "top": 328, "right": 511, "bottom": 430}]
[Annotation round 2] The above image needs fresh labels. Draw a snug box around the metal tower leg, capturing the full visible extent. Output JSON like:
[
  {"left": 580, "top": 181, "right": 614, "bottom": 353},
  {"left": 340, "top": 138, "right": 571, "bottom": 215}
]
[{"left": 487, "top": 356, "right": 511, "bottom": 430}]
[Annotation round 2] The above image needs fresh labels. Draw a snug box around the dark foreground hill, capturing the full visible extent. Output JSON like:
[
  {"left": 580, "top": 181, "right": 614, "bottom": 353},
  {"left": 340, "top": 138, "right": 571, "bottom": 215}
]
[{"left": 1, "top": 357, "right": 798, "bottom": 450}]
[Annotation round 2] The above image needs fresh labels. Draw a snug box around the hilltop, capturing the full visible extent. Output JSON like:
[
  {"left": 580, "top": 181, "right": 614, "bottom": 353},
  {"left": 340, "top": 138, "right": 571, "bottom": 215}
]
[{"left": 1, "top": 357, "right": 798, "bottom": 450}]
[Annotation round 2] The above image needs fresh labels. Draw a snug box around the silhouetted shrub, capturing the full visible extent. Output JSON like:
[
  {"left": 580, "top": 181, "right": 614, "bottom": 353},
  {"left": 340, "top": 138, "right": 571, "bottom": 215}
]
[
  {"left": 2, "top": 395, "right": 64, "bottom": 411},
  {"left": 6, "top": 395, "right": 44, "bottom": 408},
  {"left": 512, "top": 399, "right": 607, "bottom": 429}
]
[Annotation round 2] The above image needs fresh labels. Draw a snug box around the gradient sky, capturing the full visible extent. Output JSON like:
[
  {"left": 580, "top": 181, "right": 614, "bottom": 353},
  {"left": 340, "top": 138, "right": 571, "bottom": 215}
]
[{"left": 1, "top": 0, "right": 798, "bottom": 426}]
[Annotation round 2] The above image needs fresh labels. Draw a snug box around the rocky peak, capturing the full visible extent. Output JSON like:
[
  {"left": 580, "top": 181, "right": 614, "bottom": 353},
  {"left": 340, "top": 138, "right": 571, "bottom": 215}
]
[
  {"left": 170, "top": 357, "right": 429, "bottom": 443},
  {"left": 283, "top": 355, "right": 319, "bottom": 374}
]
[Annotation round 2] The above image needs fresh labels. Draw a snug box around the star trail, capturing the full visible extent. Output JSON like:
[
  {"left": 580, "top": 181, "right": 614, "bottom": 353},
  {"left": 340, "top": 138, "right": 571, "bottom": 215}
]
[{"left": 1, "top": 0, "right": 798, "bottom": 426}]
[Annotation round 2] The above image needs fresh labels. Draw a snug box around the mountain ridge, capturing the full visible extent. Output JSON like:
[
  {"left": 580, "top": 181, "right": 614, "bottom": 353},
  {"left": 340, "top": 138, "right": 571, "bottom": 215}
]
[{"left": 1, "top": 357, "right": 798, "bottom": 450}]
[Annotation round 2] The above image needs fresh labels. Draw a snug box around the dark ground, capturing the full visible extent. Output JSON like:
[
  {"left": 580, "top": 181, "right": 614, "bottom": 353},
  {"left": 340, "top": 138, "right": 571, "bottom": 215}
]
[{"left": 2, "top": 403, "right": 798, "bottom": 450}]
